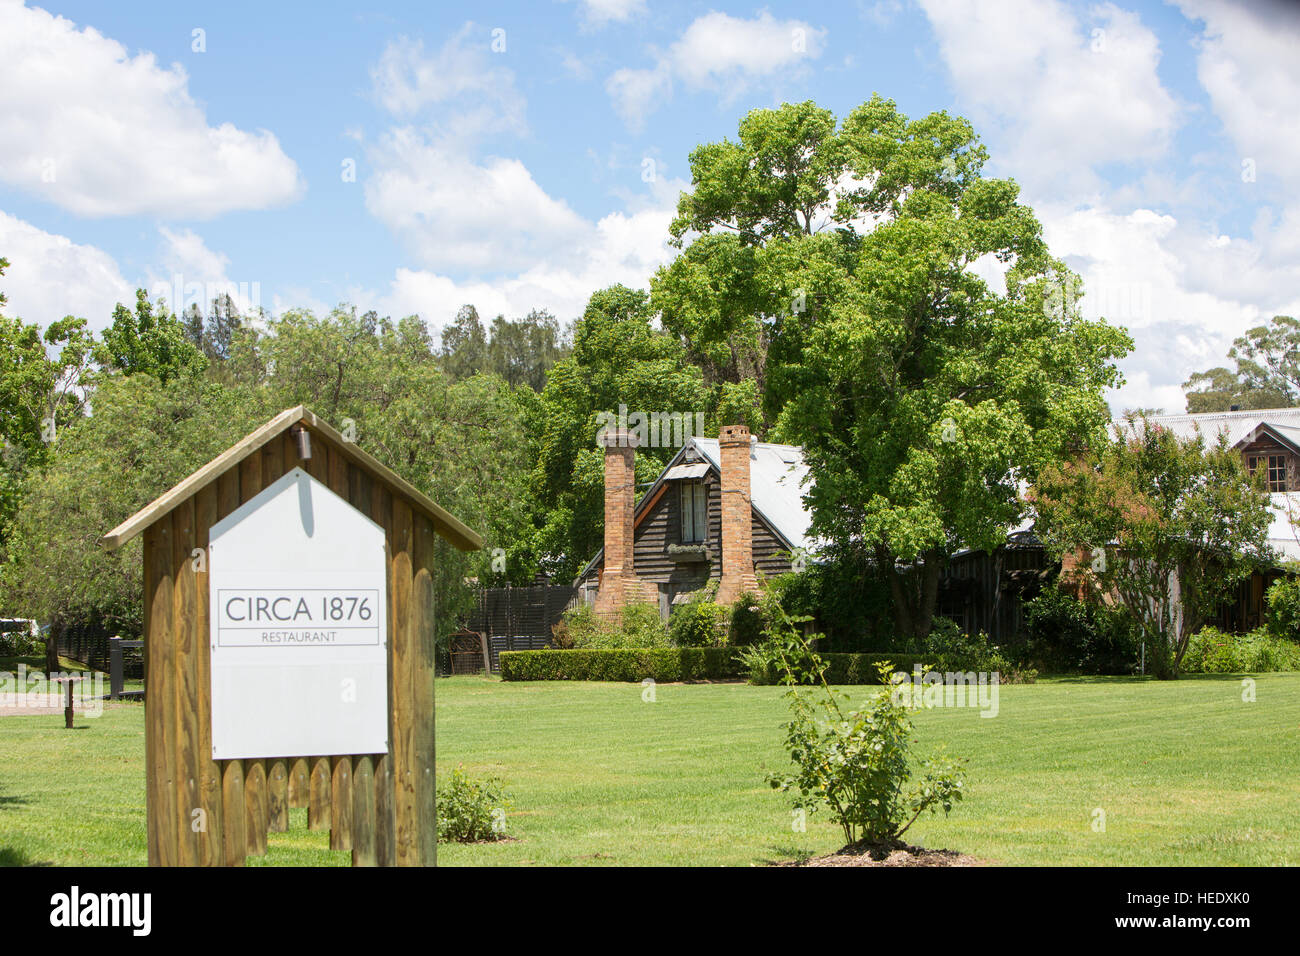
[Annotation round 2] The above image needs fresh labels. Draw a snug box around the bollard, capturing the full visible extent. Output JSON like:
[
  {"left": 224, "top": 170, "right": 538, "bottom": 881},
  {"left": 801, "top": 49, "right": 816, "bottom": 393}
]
[
  {"left": 64, "top": 679, "right": 74, "bottom": 729},
  {"left": 109, "top": 637, "right": 123, "bottom": 700}
]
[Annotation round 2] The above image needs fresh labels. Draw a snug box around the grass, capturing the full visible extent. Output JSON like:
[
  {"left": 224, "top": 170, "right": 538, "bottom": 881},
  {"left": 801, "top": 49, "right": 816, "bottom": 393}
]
[{"left": 1, "top": 673, "right": 1297, "bottom": 865}]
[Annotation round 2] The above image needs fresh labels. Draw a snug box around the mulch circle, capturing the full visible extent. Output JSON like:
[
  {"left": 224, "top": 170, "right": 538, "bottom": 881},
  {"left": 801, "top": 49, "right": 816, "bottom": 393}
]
[{"left": 777, "top": 840, "right": 984, "bottom": 867}]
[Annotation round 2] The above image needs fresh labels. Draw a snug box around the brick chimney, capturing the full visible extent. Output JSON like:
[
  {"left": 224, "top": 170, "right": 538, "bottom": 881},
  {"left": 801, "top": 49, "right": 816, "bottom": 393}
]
[
  {"left": 594, "top": 428, "right": 640, "bottom": 619},
  {"left": 716, "top": 424, "right": 758, "bottom": 605}
]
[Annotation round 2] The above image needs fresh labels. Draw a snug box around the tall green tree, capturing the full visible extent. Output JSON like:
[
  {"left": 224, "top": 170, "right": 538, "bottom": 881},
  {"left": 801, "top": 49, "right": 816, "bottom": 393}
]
[
  {"left": 1, "top": 372, "right": 267, "bottom": 636},
  {"left": 486, "top": 308, "right": 568, "bottom": 391},
  {"left": 439, "top": 305, "right": 488, "bottom": 381},
  {"left": 97, "top": 289, "right": 206, "bottom": 383},
  {"left": 652, "top": 100, "right": 850, "bottom": 432},
  {"left": 1031, "top": 421, "right": 1274, "bottom": 678},
  {"left": 526, "top": 285, "right": 709, "bottom": 580},
  {"left": 657, "top": 97, "right": 1131, "bottom": 638},
  {"left": 1182, "top": 315, "right": 1300, "bottom": 412},
  {"left": 0, "top": 259, "right": 97, "bottom": 546}
]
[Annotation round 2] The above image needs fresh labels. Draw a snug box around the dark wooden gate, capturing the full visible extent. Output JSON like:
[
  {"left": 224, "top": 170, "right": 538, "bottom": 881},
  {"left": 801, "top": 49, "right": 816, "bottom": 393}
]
[{"left": 466, "top": 585, "right": 576, "bottom": 672}]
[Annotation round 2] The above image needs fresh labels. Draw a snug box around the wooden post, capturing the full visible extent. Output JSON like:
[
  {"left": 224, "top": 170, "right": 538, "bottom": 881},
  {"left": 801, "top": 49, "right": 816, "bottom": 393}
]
[
  {"left": 330, "top": 756, "right": 353, "bottom": 852},
  {"left": 351, "top": 755, "right": 376, "bottom": 866},
  {"left": 63, "top": 679, "right": 74, "bottom": 729},
  {"left": 308, "top": 756, "right": 331, "bottom": 830},
  {"left": 222, "top": 759, "right": 246, "bottom": 866},
  {"left": 244, "top": 760, "right": 268, "bottom": 856},
  {"left": 109, "top": 638, "right": 123, "bottom": 700},
  {"left": 144, "top": 519, "right": 177, "bottom": 866},
  {"left": 268, "top": 759, "right": 289, "bottom": 833}
]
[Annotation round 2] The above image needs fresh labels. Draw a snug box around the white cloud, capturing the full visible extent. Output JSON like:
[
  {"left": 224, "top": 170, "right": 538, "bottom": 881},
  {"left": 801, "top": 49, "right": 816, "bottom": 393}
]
[
  {"left": 918, "top": 0, "right": 1179, "bottom": 197},
  {"left": 567, "top": 0, "right": 647, "bottom": 29},
  {"left": 607, "top": 12, "right": 827, "bottom": 129},
  {"left": 148, "top": 227, "right": 263, "bottom": 317},
  {"left": 359, "top": 177, "right": 687, "bottom": 333},
  {"left": 364, "top": 127, "right": 593, "bottom": 274},
  {"left": 606, "top": 65, "right": 673, "bottom": 133},
  {"left": 0, "top": 2, "right": 303, "bottom": 218},
  {"left": 1038, "top": 203, "right": 1300, "bottom": 414},
  {"left": 370, "top": 27, "right": 525, "bottom": 141},
  {"left": 1176, "top": 0, "right": 1300, "bottom": 191},
  {"left": 0, "top": 211, "right": 132, "bottom": 330}
]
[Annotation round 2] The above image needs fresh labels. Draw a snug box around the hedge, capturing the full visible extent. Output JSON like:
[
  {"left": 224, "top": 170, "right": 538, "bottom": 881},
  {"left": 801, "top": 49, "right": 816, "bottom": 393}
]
[
  {"left": 498, "top": 648, "right": 930, "bottom": 683},
  {"left": 499, "top": 647, "right": 738, "bottom": 682}
]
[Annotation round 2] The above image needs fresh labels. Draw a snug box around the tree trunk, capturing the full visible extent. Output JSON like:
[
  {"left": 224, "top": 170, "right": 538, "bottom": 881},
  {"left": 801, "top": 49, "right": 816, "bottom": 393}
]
[
  {"left": 45, "top": 619, "right": 61, "bottom": 678},
  {"left": 884, "top": 547, "right": 945, "bottom": 644}
]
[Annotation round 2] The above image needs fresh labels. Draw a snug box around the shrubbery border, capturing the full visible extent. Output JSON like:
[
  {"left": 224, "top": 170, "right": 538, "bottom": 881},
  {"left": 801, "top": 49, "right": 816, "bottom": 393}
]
[{"left": 498, "top": 648, "right": 929, "bottom": 683}]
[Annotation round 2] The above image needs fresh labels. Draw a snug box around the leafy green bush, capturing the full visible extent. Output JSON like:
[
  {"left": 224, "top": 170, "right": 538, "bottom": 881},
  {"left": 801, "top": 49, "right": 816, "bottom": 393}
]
[
  {"left": 436, "top": 767, "right": 512, "bottom": 843},
  {"left": 762, "top": 547, "right": 895, "bottom": 652},
  {"left": 1264, "top": 576, "right": 1300, "bottom": 644},
  {"left": 553, "top": 602, "right": 669, "bottom": 649},
  {"left": 917, "top": 618, "right": 1035, "bottom": 682},
  {"left": 1020, "top": 587, "right": 1141, "bottom": 674},
  {"left": 667, "top": 597, "right": 729, "bottom": 647},
  {"left": 1183, "top": 626, "right": 1300, "bottom": 673},
  {"left": 764, "top": 605, "right": 966, "bottom": 846},
  {"left": 0, "top": 621, "right": 42, "bottom": 657},
  {"left": 500, "top": 647, "right": 739, "bottom": 681},
  {"left": 619, "top": 602, "right": 670, "bottom": 648},
  {"left": 729, "top": 591, "right": 766, "bottom": 646}
]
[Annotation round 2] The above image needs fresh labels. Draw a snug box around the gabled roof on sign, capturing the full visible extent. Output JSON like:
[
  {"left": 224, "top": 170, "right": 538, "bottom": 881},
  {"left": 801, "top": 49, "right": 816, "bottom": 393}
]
[{"left": 100, "top": 405, "right": 483, "bottom": 553}]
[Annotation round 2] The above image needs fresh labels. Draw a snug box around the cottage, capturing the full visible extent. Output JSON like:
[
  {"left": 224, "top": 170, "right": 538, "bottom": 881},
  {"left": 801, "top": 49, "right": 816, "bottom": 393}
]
[
  {"left": 578, "top": 407, "right": 1300, "bottom": 635},
  {"left": 577, "top": 425, "right": 812, "bottom": 618}
]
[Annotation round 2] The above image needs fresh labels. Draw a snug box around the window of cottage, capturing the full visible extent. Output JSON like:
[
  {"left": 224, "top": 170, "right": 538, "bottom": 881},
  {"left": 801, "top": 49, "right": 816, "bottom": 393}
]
[
  {"left": 1269, "top": 454, "right": 1287, "bottom": 492},
  {"left": 680, "top": 481, "right": 707, "bottom": 543}
]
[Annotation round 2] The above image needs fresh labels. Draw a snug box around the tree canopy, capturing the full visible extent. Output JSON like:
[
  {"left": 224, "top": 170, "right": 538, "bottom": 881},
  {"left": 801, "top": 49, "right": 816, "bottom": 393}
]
[
  {"left": 655, "top": 96, "right": 1132, "bottom": 638},
  {"left": 1182, "top": 315, "right": 1300, "bottom": 413},
  {"left": 1031, "top": 420, "right": 1274, "bottom": 677}
]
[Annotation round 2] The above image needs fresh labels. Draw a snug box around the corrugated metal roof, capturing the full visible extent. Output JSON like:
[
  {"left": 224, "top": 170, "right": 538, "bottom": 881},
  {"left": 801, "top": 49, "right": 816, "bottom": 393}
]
[
  {"left": 689, "top": 438, "right": 814, "bottom": 553},
  {"left": 663, "top": 462, "right": 711, "bottom": 480},
  {"left": 1267, "top": 492, "right": 1300, "bottom": 562},
  {"left": 1112, "top": 406, "right": 1300, "bottom": 447}
]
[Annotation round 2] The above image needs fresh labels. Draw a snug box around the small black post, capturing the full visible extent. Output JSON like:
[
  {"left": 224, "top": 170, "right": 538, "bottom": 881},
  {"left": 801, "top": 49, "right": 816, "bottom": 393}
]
[{"left": 109, "top": 636, "right": 123, "bottom": 700}]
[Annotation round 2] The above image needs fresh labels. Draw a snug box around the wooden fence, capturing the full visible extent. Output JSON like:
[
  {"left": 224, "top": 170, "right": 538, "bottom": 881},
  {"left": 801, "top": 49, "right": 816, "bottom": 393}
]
[{"left": 461, "top": 584, "right": 576, "bottom": 673}]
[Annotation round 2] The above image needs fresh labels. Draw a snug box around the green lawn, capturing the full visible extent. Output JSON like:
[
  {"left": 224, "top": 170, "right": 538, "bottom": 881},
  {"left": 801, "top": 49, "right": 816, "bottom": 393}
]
[{"left": 1, "top": 674, "right": 1297, "bottom": 866}]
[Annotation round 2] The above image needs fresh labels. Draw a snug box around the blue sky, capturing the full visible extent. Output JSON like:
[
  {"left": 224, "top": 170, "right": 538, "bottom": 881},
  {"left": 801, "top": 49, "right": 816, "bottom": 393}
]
[{"left": 2, "top": 0, "right": 1299, "bottom": 413}]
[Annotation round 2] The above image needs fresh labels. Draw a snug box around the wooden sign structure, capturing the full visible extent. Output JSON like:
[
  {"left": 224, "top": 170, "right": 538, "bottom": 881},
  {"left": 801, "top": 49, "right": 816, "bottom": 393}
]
[{"left": 102, "top": 406, "right": 482, "bottom": 866}]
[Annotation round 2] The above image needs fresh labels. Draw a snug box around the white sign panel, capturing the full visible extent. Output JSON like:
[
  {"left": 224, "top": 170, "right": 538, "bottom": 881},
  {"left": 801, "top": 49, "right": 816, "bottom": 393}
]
[{"left": 209, "top": 467, "right": 388, "bottom": 760}]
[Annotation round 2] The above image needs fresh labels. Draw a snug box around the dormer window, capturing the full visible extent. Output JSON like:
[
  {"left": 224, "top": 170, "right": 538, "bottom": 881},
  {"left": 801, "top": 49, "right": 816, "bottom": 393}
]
[
  {"left": 1248, "top": 454, "right": 1288, "bottom": 492},
  {"left": 680, "top": 481, "right": 707, "bottom": 543}
]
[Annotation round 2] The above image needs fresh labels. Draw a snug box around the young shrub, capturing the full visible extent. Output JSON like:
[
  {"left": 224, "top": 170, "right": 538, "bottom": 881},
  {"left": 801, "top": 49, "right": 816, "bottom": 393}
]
[
  {"left": 1264, "top": 576, "right": 1300, "bottom": 644},
  {"left": 921, "top": 618, "right": 1037, "bottom": 681},
  {"left": 764, "top": 604, "right": 966, "bottom": 848},
  {"left": 668, "top": 598, "right": 729, "bottom": 648},
  {"left": 554, "top": 602, "right": 669, "bottom": 649},
  {"left": 436, "top": 767, "right": 512, "bottom": 843}
]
